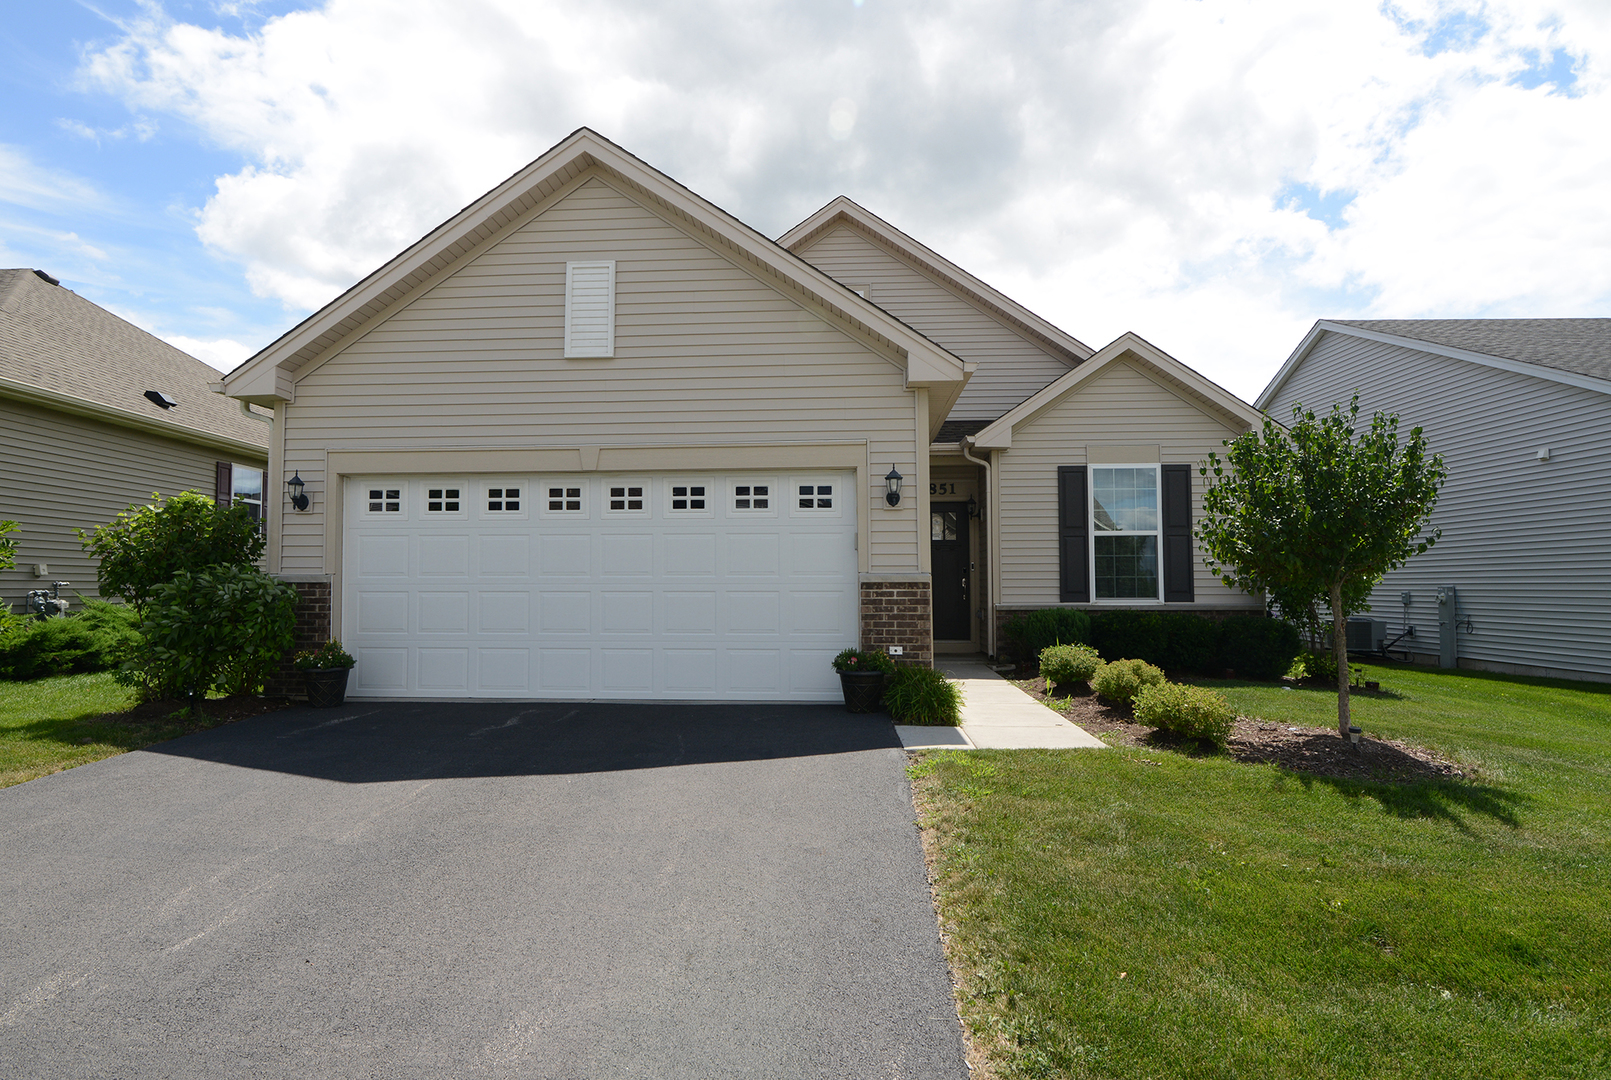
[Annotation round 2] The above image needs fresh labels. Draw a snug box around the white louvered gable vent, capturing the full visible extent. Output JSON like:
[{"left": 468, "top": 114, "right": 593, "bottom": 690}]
[{"left": 565, "top": 260, "right": 616, "bottom": 357}]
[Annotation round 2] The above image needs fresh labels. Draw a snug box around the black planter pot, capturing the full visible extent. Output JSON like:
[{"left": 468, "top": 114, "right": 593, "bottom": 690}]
[
  {"left": 839, "top": 670, "right": 887, "bottom": 714},
  {"left": 302, "top": 667, "right": 351, "bottom": 708}
]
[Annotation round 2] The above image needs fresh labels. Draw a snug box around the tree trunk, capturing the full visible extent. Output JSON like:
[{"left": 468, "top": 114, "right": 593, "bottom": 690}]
[{"left": 1332, "top": 580, "right": 1350, "bottom": 737}]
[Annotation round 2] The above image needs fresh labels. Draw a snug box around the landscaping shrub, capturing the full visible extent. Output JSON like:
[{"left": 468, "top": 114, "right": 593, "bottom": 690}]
[
  {"left": 0, "top": 601, "right": 141, "bottom": 681},
  {"left": 1132, "top": 681, "right": 1237, "bottom": 746},
  {"left": 79, "top": 490, "right": 265, "bottom": 611},
  {"left": 1090, "top": 610, "right": 1167, "bottom": 668},
  {"left": 1002, "top": 608, "right": 1092, "bottom": 664},
  {"left": 121, "top": 566, "right": 296, "bottom": 707},
  {"left": 1158, "top": 612, "right": 1222, "bottom": 672},
  {"left": 1218, "top": 614, "right": 1303, "bottom": 681},
  {"left": 1090, "top": 658, "right": 1165, "bottom": 704},
  {"left": 1039, "top": 644, "right": 1102, "bottom": 693},
  {"left": 832, "top": 647, "right": 896, "bottom": 674},
  {"left": 883, "top": 666, "right": 963, "bottom": 725},
  {"left": 1300, "top": 648, "right": 1339, "bottom": 684}
]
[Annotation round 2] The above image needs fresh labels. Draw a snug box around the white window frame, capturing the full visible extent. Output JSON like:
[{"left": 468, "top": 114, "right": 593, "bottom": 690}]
[
  {"left": 363, "top": 483, "right": 406, "bottom": 516},
  {"left": 423, "top": 482, "right": 467, "bottom": 516},
  {"left": 1088, "top": 463, "right": 1162, "bottom": 603},
  {"left": 540, "top": 479, "right": 588, "bottom": 518},
  {"left": 230, "top": 463, "right": 265, "bottom": 527},
  {"left": 564, "top": 260, "right": 616, "bottom": 358},
  {"left": 483, "top": 481, "right": 529, "bottom": 518},
  {"left": 604, "top": 478, "right": 650, "bottom": 516},
  {"left": 666, "top": 478, "right": 713, "bottom": 516},
  {"left": 730, "top": 478, "right": 777, "bottom": 516}
]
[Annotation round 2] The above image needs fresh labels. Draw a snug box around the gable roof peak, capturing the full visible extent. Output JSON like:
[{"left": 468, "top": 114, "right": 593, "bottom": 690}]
[
  {"left": 779, "top": 196, "right": 1094, "bottom": 364},
  {"left": 220, "top": 130, "right": 968, "bottom": 411}
]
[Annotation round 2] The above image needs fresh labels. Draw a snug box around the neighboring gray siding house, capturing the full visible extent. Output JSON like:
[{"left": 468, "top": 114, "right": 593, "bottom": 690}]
[
  {"left": 1259, "top": 319, "right": 1611, "bottom": 683},
  {"left": 0, "top": 268, "right": 270, "bottom": 609},
  {"left": 219, "top": 129, "right": 1262, "bottom": 702}
]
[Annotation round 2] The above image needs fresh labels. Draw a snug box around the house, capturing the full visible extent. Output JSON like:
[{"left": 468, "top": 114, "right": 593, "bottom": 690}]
[
  {"left": 219, "top": 129, "right": 1263, "bottom": 702},
  {"left": 0, "top": 268, "right": 270, "bottom": 609},
  {"left": 1259, "top": 319, "right": 1611, "bottom": 683}
]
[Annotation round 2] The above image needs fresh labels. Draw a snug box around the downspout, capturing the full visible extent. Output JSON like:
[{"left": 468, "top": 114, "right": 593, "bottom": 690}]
[{"left": 959, "top": 435, "right": 994, "bottom": 657}]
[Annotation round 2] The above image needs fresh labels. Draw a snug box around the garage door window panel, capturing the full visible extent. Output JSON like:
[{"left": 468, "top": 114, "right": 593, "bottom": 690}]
[
  {"left": 425, "top": 484, "right": 465, "bottom": 515},
  {"left": 543, "top": 481, "right": 587, "bottom": 517},
  {"left": 732, "top": 480, "right": 775, "bottom": 514},
  {"left": 366, "top": 486, "right": 405, "bottom": 514}
]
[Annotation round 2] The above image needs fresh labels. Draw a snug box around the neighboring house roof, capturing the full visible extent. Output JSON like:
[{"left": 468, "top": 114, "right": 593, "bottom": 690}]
[
  {"left": 0, "top": 268, "right": 269, "bottom": 459},
  {"left": 222, "top": 129, "right": 973, "bottom": 437},
  {"left": 968, "top": 332, "right": 1264, "bottom": 450},
  {"left": 1258, "top": 318, "right": 1611, "bottom": 410},
  {"left": 778, "top": 196, "right": 1095, "bottom": 365}
]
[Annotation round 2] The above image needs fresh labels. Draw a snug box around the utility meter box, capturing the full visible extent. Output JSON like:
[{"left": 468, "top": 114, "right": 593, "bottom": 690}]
[{"left": 1436, "top": 586, "right": 1459, "bottom": 669}]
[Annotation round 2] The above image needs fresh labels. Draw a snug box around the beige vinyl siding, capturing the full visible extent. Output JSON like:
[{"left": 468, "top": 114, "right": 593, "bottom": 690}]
[
  {"left": 995, "top": 358, "right": 1258, "bottom": 608},
  {"left": 280, "top": 176, "right": 923, "bottom": 575},
  {"left": 0, "top": 396, "right": 265, "bottom": 606},
  {"left": 1266, "top": 331, "right": 1611, "bottom": 680},
  {"left": 796, "top": 226, "right": 1074, "bottom": 422}
]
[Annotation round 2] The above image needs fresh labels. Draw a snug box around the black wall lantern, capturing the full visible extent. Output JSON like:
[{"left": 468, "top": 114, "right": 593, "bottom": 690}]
[
  {"left": 286, "top": 472, "right": 309, "bottom": 512},
  {"left": 884, "top": 467, "right": 903, "bottom": 507},
  {"left": 967, "top": 494, "right": 980, "bottom": 520}
]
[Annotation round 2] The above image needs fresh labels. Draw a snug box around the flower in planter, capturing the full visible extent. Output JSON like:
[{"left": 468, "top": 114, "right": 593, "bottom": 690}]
[
  {"left": 294, "top": 639, "right": 356, "bottom": 671},
  {"left": 832, "top": 647, "right": 896, "bottom": 674}
]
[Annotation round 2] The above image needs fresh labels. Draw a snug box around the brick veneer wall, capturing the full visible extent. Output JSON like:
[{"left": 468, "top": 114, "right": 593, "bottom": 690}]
[
  {"left": 861, "top": 580, "right": 933, "bottom": 668},
  {"left": 264, "top": 579, "right": 333, "bottom": 698}
]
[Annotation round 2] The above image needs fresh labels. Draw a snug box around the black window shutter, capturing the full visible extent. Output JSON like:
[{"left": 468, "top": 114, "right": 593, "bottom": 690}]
[
  {"left": 1057, "top": 466, "right": 1089, "bottom": 603},
  {"left": 215, "top": 462, "right": 232, "bottom": 505},
  {"left": 1162, "top": 464, "right": 1194, "bottom": 602}
]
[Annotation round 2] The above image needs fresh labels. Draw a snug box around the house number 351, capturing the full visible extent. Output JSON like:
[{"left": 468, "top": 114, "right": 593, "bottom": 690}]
[{"left": 930, "top": 483, "right": 957, "bottom": 495}]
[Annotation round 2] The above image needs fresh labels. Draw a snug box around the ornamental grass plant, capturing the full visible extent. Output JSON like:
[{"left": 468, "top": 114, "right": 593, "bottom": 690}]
[{"left": 884, "top": 666, "right": 962, "bottom": 725}]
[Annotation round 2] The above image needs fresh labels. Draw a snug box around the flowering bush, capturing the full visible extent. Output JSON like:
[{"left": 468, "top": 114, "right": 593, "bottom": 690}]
[
  {"left": 295, "top": 640, "right": 356, "bottom": 671},
  {"left": 831, "top": 647, "right": 896, "bottom": 674}
]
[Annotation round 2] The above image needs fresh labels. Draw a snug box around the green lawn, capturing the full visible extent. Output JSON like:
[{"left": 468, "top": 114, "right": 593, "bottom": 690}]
[
  {"left": 911, "top": 663, "right": 1611, "bottom": 1079},
  {"left": 0, "top": 672, "right": 233, "bottom": 789}
]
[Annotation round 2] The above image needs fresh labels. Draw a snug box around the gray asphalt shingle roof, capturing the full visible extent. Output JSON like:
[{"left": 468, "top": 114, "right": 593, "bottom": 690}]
[
  {"left": 0, "top": 269, "right": 269, "bottom": 451},
  {"left": 1334, "top": 318, "right": 1611, "bottom": 383}
]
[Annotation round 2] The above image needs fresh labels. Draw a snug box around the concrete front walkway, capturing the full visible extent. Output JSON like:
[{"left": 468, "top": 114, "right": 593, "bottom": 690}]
[{"left": 896, "top": 658, "right": 1106, "bottom": 750}]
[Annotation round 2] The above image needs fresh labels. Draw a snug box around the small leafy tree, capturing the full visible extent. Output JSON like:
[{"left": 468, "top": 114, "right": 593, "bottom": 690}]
[
  {"left": 123, "top": 566, "right": 296, "bottom": 711},
  {"left": 79, "top": 492, "right": 264, "bottom": 612},
  {"left": 1197, "top": 397, "right": 1445, "bottom": 736},
  {"left": 0, "top": 519, "right": 18, "bottom": 572}
]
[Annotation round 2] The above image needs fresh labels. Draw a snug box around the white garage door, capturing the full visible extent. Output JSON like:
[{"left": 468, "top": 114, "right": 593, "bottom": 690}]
[{"left": 342, "top": 472, "right": 857, "bottom": 700}]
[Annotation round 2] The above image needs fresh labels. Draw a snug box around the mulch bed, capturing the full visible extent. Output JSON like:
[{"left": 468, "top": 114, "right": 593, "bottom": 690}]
[{"left": 1010, "top": 676, "right": 1469, "bottom": 783}]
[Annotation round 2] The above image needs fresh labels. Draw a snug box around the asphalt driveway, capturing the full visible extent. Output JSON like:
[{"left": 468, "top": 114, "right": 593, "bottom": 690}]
[{"left": 0, "top": 702, "right": 968, "bottom": 1079}]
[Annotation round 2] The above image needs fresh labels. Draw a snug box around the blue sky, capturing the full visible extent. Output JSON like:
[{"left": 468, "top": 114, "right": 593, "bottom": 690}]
[{"left": 3, "top": 0, "right": 1607, "bottom": 396}]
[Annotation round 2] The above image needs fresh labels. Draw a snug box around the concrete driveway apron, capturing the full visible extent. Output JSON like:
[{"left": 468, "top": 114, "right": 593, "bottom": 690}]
[{"left": 0, "top": 702, "right": 968, "bottom": 1079}]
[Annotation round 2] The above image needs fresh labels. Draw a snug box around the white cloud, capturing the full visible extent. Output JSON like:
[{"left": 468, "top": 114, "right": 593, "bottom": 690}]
[
  {"left": 79, "top": 0, "right": 1611, "bottom": 398},
  {"left": 0, "top": 144, "right": 109, "bottom": 212},
  {"left": 159, "top": 333, "right": 255, "bottom": 372}
]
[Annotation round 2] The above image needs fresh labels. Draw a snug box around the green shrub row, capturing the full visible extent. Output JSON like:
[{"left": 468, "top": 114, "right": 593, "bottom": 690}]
[
  {"left": 1006, "top": 608, "right": 1301, "bottom": 681},
  {"left": 0, "top": 600, "right": 141, "bottom": 681}
]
